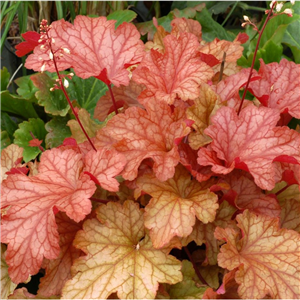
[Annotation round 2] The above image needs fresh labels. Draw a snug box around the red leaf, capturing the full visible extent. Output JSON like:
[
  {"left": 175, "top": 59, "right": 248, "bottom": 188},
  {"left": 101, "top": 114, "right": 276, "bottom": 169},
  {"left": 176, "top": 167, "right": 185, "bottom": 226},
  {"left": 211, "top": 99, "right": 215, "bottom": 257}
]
[
  {"left": 25, "top": 16, "right": 144, "bottom": 86},
  {"left": 132, "top": 32, "right": 213, "bottom": 105},
  {"left": 249, "top": 59, "right": 300, "bottom": 118},
  {"left": 15, "top": 31, "right": 41, "bottom": 57},
  {"left": 28, "top": 138, "right": 43, "bottom": 147},
  {"left": 1, "top": 148, "right": 96, "bottom": 283},
  {"left": 96, "top": 98, "right": 190, "bottom": 181},
  {"left": 198, "top": 105, "right": 300, "bottom": 190}
]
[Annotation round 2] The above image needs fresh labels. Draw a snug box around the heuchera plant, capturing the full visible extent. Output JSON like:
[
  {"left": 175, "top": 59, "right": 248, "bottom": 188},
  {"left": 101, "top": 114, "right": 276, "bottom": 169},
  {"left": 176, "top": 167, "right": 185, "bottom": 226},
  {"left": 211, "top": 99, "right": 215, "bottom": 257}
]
[{"left": 1, "top": 1, "right": 300, "bottom": 299}]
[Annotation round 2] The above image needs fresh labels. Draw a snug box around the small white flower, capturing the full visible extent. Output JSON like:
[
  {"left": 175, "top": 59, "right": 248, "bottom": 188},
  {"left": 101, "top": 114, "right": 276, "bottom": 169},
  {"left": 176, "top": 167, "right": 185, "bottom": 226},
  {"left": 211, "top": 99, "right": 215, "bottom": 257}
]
[
  {"left": 51, "top": 38, "right": 55, "bottom": 44},
  {"left": 270, "top": 0, "right": 277, "bottom": 8},
  {"left": 62, "top": 47, "right": 70, "bottom": 54},
  {"left": 291, "top": 0, "right": 295, "bottom": 5},
  {"left": 63, "top": 78, "right": 69, "bottom": 88},
  {"left": 49, "top": 52, "right": 53, "bottom": 60},
  {"left": 41, "top": 63, "right": 46, "bottom": 72},
  {"left": 243, "top": 15, "right": 250, "bottom": 22},
  {"left": 276, "top": 2, "right": 284, "bottom": 12},
  {"left": 283, "top": 8, "right": 293, "bottom": 16}
]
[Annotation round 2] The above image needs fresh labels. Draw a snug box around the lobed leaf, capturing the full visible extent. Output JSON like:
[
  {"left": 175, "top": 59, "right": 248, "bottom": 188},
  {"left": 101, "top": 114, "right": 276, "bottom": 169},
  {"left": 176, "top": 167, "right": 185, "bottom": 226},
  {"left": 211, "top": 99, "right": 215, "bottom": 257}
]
[
  {"left": 62, "top": 201, "right": 182, "bottom": 299},
  {"left": 215, "top": 210, "right": 300, "bottom": 299},
  {"left": 137, "top": 164, "right": 218, "bottom": 248},
  {"left": 1, "top": 148, "right": 96, "bottom": 283},
  {"left": 198, "top": 105, "right": 300, "bottom": 190}
]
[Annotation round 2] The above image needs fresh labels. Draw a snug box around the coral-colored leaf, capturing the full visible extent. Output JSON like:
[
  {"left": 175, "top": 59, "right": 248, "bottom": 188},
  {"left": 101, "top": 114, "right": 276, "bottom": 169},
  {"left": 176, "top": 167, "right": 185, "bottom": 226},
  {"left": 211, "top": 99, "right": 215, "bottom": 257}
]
[
  {"left": 136, "top": 165, "right": 218, "bottom": 248},
  {"left": 25, "top": 16, "right": 144, "bottom": 86},
  {"left": 62, "top": 201, "right": 182, "bottom": 299},
  {"left": 133, "top": 32, "right": 213, "bottom": 105},
  {"left": 84, "top": 148, "right": 126, "bottom": 192},
  {"left": 1, "top": 148, "right": 96, "bottom": 283},
  {"left": 182, "top": 201, "right": 236, "bottom": 265},
  {"left": 171, "top": 18, "right": 202, "bottom": 41},
  {"left": 186, "top": 83, "right": 222, "bottom": 149},
  {"left": 1, "top": 144, "right": 23, "bottom": 183},
  {"left": 8, "top": 287, "right": 58, "bottom": 299},
  {"left": 198, "top": 105, "right": 300, "bottom": 190},
  {"left": 221, "top": 171, "right": 281, "bottom": 218},
  {"left": 249, "top": 59, "right": 300, "bottom": 118},
  {"left": 96, "top": 98, "right": 190, "bottom": 181},
  {"left": 1, "top": 244, "right": 17, "bottom": 299},
  {"left": 38, "top": 213, "right": 82, "bottom": 297},
  {"left": 28, "top": 138, "right": 43, "bottom": 147},
  {"left": 94, "top": 80, "right": 144, "bottom": 122},
  {"left": 15, "top": 31, "right": 41, "bottom": 57},
  {"left": 215, "top": 210, "right": 300, "bottom": 299}
]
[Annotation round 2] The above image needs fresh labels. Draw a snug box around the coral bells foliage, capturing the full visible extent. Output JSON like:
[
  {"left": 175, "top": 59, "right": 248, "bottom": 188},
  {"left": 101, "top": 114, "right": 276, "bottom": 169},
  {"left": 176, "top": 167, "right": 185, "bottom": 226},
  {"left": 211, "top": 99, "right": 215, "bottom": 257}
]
[{"left": 2, "top": 11, "right": 300, "bottom": 300}]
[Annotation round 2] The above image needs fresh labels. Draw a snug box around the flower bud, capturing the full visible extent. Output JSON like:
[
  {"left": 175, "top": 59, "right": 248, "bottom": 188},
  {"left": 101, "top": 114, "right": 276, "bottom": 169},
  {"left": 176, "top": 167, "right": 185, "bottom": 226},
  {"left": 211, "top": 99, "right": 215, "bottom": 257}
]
[{"left": 64, "top": 79, "right": 69, "bottom": 88}]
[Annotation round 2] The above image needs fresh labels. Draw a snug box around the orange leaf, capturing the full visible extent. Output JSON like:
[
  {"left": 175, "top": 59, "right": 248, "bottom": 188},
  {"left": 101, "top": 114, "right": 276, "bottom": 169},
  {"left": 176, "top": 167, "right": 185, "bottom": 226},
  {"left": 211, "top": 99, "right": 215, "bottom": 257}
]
[
  {"left": 1, "top": 148, "right": 96, "bottom": 283},
  {"left": 215, "top": 210, "right": 300, "bottom": 299},
  {"left": 62, "top": 201, "right": 182, "bottom": 299},
  {"left": 97, "top": 98, "right": 190, "bottom": 181},
  {"left": 137, "top": 164, "right": 218, "bottom": 248},
  {"left": 133, "top": 32, "right": 213, "bottom": 105}
]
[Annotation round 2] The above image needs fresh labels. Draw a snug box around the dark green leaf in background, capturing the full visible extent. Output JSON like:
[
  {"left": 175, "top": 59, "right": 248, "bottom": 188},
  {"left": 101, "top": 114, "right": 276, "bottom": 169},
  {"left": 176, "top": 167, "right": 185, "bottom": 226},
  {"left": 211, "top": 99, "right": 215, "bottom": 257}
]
[
  {"left": 1, "top": 67, "right": 10, "bottom": 91},
  {"left": 1, "top": 91, "right": 38, "bottom": 119},
  {"left": 1, "top": 131, "right": 11, "bottom": 151}
]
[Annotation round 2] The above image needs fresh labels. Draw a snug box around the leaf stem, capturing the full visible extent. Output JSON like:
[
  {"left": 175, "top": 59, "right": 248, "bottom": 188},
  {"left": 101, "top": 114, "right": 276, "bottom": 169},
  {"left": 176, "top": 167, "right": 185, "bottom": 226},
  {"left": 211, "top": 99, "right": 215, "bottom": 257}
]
[
  {"left": 90, "top": 197, "right": 111, "bottom": 204},
  {"left": 48, "top": 45, "right": 97, "bottom": 151},
  {"left": 237, "top": 3, "right": 275, "bottom": 115},
  {"left": 183, "top": 246, "right": 209, "bottom": 286},
  {"left": 108, "top": 84, "right": 119, "bottom": 115}
]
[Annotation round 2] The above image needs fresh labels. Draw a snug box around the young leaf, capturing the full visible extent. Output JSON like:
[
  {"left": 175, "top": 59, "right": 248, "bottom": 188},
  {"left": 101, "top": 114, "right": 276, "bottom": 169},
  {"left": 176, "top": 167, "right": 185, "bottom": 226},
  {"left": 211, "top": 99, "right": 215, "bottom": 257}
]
[
  {"left": 1, "top": 148, "right": 96, "bottom": 283},
  {"left": 133, "top": 32, "right": 213, "bottom": 105},
  {"left": 25, "top": 16, "right": 144, "bottom": 86},
  {"left": 136, "top": 164, "right": 218, "bottom": 248},
  {"left": 198, "top": 105, "right": 300, "bottom": 190},
  {"left": 38, "top": 213, "right": 83, "bottom": 297},
  {"left": 248, "top": 59, "right": 300, "bottom": 118},
  {"left": 96, "top": 99, "right": 190, "bottom": 181},
  {"left": 215, "top": 210, "right": 300, "bottom": 299},
  {"left": 14, "top": 118, "right": 47, "bottom": 162},
  {"left": 62, "top": 201, "right": 182, "bottom": 299},
  {"left": 15, "top": 31, "right": 41, "bottom": 57}
]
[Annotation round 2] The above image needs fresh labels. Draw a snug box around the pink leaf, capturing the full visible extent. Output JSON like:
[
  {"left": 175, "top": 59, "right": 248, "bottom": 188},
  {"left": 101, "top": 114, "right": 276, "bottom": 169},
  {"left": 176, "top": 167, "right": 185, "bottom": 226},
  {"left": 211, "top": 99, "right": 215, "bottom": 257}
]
[
  {"left": 84, "top": 148, "right": 127, "bottom": 192},
  {"left": 1, "top": 148, "right": 96, "bottom": 283},
  {"left": 198, "top": 105, "right": 300, "bottom": 190},
  {"left": 25, "top": 16, "right": 144, "bottom": 86}
]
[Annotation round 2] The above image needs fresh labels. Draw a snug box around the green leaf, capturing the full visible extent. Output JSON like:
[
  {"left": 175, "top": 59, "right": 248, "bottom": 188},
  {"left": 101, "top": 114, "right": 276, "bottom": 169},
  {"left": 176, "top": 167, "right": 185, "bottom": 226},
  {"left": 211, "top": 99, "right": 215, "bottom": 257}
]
[
  {"left": 14, "top": 118, "right": 47, "bottom": 162},
  {"left": 1, "top": 67, "right": 10, "bottom": 91},
  {"left": 195, "top": 8, "right": 235, "bottom": 41},
  {"left": 166, "top": 260, "right": 208, "bottom": 299},
  {"left": 107, "top": 10, "right": 137, "bottom": 28},
  {"left": 1, "top": 112, "right": 19, "bottom": 141},
  {"left": 15, "top": 75, "right": 39, "bottom": 102},
  {"left": 45, "top": 117, "right": 71, "bottom": 148},
  {"left": 208, "top": 1, "right": 236, "bottom": 15},
  {"left": 30, "top": 73, "right": 70, "bottom": 116},
  {"left": 1, "top": 131, "right": 11, "bottom": 150},
  {"left": 0, "top": 90, "right": 38, "bottom": 119},
  {"left": 67, "top": 74, "right": 108, "bottom": 118},
  {"left": 282, "top": 2, "right": 300, "bottom": 63}
]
